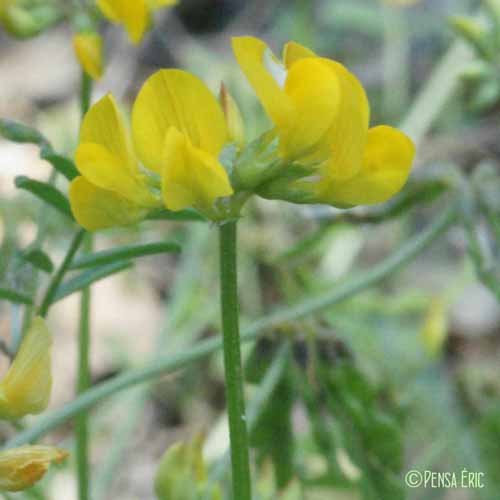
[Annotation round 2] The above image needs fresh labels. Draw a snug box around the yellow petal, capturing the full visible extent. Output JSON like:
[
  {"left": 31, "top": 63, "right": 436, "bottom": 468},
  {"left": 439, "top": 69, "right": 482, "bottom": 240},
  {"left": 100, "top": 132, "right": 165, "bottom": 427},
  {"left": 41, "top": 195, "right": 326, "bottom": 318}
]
[
  {"left": 282, "top": 41, "right": 316, "bottom": 68},
  {"left": 0, "top": 446, "right": 68, "bottom": 492},
  {"left": 69, "top": 177, "right": 148, "bottom": 231},
  {"left": 96, "top": 0, "right": 149, "bottom": 44},
  {"left": 132, "top": 69, "right": 228, "bottom": 174},
  {"left": 0, "top": 317, "right": 51, "bottom": 420},
  {"left": 73, "top": 33, "right": 104, "bottom": 81},
  {"left": 232, "top": 36, "right": 293, "bottom": 129},
  {"left": 75, "top": 143, "right": 156, "bottom": 206},
  {"left": 148, "top": 0, "right": 178, "bottom": 9},
  {"left": 161, "top": 127, "right": 233, "bottom": 213},
  {"left": 80, "top": 93, "right": 136, "bottom": 176},
  {"left": 320, "top": 125, "right": 415, "bottom": 206},
  {"left": 314, "top": 59, "right": 370, "bottom": 180},
  {"left": 279, "top": 57, "right": 341, "bottom": 159}
]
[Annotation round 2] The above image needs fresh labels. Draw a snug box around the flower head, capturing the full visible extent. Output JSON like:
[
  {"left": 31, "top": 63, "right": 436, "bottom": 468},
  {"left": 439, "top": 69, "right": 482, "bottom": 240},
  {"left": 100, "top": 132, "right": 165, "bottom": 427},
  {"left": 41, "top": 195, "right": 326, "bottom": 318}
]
[
  {"left": 96, "top": 0, "right": 177, "bottom": 44},
  {"left": 0, "top": 317, "right": 52, "bottom": 420},
  {"left": 0, "top": 445, "right": 68, "bottom": 492},
  {"left": 70, "top": 69, "right": 233, "bottom": 229},
  {"left": 73, "top": 32, "right": 104, "bottom": 81},
  {"left": 232, "top": 37, "right": 415, "bottom": 207}
]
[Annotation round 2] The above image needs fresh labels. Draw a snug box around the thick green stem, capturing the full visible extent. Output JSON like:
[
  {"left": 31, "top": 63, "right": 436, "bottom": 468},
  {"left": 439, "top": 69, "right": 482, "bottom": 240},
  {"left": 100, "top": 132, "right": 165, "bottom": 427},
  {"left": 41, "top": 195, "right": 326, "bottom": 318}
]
[
  {"left": 219, "top": 221, "right": 252, "bottom": 500},
  {"left": 75, "top": 71, "right": 93, "bottom": 500},
  {"left": 76, "top": 233, "right": 92, "bottom": 500}
]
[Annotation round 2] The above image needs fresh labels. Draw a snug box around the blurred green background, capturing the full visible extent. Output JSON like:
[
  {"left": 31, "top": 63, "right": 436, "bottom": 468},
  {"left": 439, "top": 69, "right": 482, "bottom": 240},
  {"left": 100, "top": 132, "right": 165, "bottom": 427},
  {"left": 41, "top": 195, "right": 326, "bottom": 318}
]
[{"left": 1, "top": 0, "right": 500, "bottom": 499}]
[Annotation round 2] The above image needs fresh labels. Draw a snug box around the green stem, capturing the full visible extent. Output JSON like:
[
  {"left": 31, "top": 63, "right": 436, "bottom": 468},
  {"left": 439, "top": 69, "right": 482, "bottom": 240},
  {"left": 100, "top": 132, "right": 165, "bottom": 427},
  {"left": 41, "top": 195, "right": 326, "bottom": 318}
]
[
  {"left": 219, "top": 221, "right": 252, "bottom": 500},
  {"left": 6, "top": 204, "right": 456, "bottom": 449},
  {"left": 80, "top": 72, "right": 92, "bottom": 117},
  {"left": 76, "top": 233, "right": 92, "bottom": 500},
  {"left": 210, "top": 343, "right": 291, "bottom": 482},
  {"left": 38, "top": 229, "right": 86, "bottom": 317},
  {"left": 75, "top": 70, "right": 93, "bottom": 500}
]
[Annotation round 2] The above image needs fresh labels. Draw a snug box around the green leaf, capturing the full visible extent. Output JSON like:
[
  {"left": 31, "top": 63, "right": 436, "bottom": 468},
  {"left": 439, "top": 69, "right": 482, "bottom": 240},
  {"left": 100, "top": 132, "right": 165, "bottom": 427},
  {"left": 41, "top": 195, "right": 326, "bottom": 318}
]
[
  {"left": 0, "top": 287, "right": 33, "bottom": 305},
  {"left": 21, "top": 248, "right": 54, "bottom": 273},
  {"left": 52, "top": 261, "right": 132, "bottom": 303},
  {"left": 0, "top": 119, "right": 49, "bottom": 147},
  {"left": 15, "top": 176, "right": 74, "bottom": 220},
  {"left": 146, "top": 208, "right": 206, "bottom": 222},
  {"left": 449, "top": 15, "right": 493, "bottom": 60},
  {"left": 0, "top": 119, "right": 78, "bottom": 181},
  {"left": 40, "top": 148, "right": 79, "bottom": 181},
  {"left": 320, "top": 360, "right": 405, "bottom": 500},
  {"left": 69, "top": 241, "right": 181, "bottom": 270}
]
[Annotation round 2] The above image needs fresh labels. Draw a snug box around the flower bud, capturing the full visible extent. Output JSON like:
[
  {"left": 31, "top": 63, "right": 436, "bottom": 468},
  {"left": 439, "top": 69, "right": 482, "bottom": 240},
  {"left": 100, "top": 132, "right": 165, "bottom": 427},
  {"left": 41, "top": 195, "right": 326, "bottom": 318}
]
[
  {"left": 154, "top": 434, "right": 222, "bottom": 500},
  {"left": 73, "top": 32, "right": 104, "bottom": 81},
  {"left": 419, "top": 297, "right": 449, "bottom": 358},
  {"left": 0, "top": 445, "right": 68, "bottom": 492},
  {"left": 0, "top": 317, "right": 52, "bottom": 420},
  {"left": 0, "top": 2, "right": 61, "bottom": 39},
  {"left": 219, "top": 83, "right": 245, "bottom": 148}
]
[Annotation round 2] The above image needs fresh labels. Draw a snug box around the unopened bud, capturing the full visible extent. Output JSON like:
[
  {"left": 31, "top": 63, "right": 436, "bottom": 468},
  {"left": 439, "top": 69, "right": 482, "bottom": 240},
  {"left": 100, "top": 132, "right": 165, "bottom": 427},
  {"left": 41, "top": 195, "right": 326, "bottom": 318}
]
[{"left": 219, "top": 83, "right": 245, "bottom": 148}]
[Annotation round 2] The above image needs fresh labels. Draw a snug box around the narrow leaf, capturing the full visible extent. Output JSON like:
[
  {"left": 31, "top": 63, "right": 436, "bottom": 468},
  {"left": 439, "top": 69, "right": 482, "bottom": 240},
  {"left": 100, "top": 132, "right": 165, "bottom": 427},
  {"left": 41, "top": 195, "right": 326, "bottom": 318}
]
[
  {"left": 0, "top": 119, "right": 49, "bottom": 147},
  {"left": 69, "top": 241, "right": 181, "bottom": 270},
  {"left": 21, "top": 248, "right": 54, "bottom": 273},
  {"left": 146, "top": 208, "right": 205, "bottom": 222},
  {"left": 52, "top": 261, "right": 132, "bottom": 303},
  {"left": 15, "top": 176, "right": 74, "bottom": 220},
  {"left": 0, "top": 287, "right": 33, "bottom": 305},
  {"left": 40, "top": 148, "right": 79, "bottom": 181}
]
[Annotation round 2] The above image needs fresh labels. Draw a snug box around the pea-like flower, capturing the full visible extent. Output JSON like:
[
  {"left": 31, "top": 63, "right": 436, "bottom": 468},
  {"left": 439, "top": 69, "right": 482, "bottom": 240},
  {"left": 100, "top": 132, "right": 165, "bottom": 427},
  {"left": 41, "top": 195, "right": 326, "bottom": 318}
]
[
  {"left": 232, "top": 37, "right": 415, "bottom": 207},
  {"left": 96, "top": 0, "right": 178, "bottom": 44},
  {"left": 69, "top": 69, "right": 233, "bottom": 229},
  {"left": 0, "top": 317, "right": 52, "bottom": 420},
  {"left": 0, "top": 445, "right": 68, "bottom": 492},
  {"left": 73, "top": 32, "right": 104, "bottom": 81}
]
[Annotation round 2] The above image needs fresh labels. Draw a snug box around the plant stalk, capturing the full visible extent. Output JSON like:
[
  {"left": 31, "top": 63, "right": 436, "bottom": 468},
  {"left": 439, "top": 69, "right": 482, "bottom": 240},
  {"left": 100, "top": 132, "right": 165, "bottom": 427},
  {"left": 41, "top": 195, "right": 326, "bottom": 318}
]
[
  {"left": 219, "top": 221, "right": 252, "bottom": 500},
  {"left": 76, "top": 232, "right": 92, "bottom": 500},
  {"left": 76, "top": 71, "right": 93, "bottom": 500}
]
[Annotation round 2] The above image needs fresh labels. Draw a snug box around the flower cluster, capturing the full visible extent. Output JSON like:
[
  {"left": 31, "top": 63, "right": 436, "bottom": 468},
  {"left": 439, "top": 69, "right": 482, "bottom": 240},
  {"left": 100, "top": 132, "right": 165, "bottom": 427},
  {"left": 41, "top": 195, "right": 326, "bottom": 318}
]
[
  {"left": 69, "top": 37, "right": 415, "bottom": 230},
  {"left": 0, "top": 318, "right": 68, "bottom": 492}
]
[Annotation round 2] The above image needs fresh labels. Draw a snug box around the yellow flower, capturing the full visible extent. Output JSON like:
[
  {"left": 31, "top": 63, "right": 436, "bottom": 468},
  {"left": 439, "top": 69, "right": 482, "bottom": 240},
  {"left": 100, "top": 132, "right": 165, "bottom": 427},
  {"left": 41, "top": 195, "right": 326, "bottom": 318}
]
[
  {"left": 96, "top": 0, "right": 178, "bottom": 44},
  {"left": 0, "top": 317, "right": 52, "bottom": 420},
  {"left": 0, "top": 445, "right": 68, "bottom": 492},
  {"left": 70, "top": 69, "right": 233, "bottom": 228},
  {"left": 73, "top": 32, "right": 104, "bottom": 81},
  {"left": 232, "top": 37, "right": 415, "bottom": 207}
]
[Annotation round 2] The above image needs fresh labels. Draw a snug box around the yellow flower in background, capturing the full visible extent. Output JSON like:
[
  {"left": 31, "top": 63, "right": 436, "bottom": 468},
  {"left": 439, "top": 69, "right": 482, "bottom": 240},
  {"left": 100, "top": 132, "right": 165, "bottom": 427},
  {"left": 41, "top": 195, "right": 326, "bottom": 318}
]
[
  {"left": 0, "top": 317, "right": 52, "bottom": 420},
  {"left": 232, "top": 37, "right": 415, "bottom": 207},
  {"left": 96, "top": 0, "right": 178, "bottom": 44},
  {"left": 420, "top": 297, "right": 449, "bottom": 358},
  {"left": 73, "top": 32, "right": 104, "bottom": 81},
  {"left": 0, "top": 445, "right": 68, "bottom": 492},
  {"left": 70, "top": 69, "right": 233, "bottom": 229}
]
